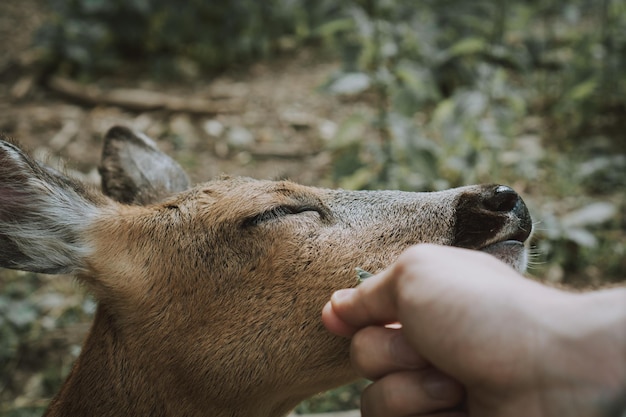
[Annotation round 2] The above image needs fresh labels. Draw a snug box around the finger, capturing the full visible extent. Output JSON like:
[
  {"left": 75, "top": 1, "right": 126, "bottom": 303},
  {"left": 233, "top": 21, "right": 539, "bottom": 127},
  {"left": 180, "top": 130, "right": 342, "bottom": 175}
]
[
  {"left": 328, "top": 244, "right": 464, "bottom": 330},
  {"left": 322, "top": 300, "right": 357, "bottom": 337},
  {"left": 361, "top": 368, "right": 465, "bottom": 417},
  {"left": 329, "top": 244, "right": 530, "bottom": 340},
  {"left": 324, "top": 244, "right": 451, "bottom": 337},
  {"left": 351, "top": 327, "right": 427, "bottom": 380},
  {"left": 329, "top": 265, "right": 402, "bottom": 330}
]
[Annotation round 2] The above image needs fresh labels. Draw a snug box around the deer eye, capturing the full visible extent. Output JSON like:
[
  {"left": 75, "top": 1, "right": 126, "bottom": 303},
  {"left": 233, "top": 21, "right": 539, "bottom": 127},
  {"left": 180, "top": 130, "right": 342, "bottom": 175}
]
[{"left": 243, "top": 205, "right": 321, "bottom": 227}]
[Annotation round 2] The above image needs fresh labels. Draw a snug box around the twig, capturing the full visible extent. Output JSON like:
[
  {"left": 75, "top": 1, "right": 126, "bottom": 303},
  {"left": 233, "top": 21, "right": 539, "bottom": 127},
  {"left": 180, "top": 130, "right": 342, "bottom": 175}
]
[
  {"left": 11, "top": 75, "right": 36, "bottom": 99},
  {"left": 49, "top": 119, "right": 80, "bottom": 151},
  {"left": 47, "top": 76, "right": 242, "bottom": 115}
]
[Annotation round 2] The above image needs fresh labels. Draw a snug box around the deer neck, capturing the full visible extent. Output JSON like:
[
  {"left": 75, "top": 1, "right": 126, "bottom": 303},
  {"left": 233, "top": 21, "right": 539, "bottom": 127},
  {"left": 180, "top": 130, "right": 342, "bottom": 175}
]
[
  {"left": 44, "top": 305, "right": 170, "bottom": 416},
  {"left": 43, "top": 305, "right": 302, "bottom": 417}
]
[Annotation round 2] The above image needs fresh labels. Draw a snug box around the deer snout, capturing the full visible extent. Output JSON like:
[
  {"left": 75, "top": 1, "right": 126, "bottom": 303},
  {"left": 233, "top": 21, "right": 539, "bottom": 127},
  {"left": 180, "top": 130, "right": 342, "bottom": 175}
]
[
  {"left": 483, "top": 185, "right": 532, "bottom": 242},
  {"left": 454, "top": 184, "right": 532, "bottom": 271}
]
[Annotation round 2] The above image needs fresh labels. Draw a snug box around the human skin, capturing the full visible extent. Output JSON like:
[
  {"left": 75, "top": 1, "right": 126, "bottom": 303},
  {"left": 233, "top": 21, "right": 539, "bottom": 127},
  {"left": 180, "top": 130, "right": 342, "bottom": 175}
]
[{"left": 322, "top": 244, "right": 626, "bottom": 417}]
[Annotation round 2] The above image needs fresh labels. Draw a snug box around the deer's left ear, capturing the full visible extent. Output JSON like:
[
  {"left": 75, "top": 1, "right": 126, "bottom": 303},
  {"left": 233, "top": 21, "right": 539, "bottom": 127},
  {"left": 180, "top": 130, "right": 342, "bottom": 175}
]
[
  {"left": 0, "top": 138, "right": 103, "bottom": 274},
  {"left": 99, "top": 126, "right": 190, "bottom": 206}
]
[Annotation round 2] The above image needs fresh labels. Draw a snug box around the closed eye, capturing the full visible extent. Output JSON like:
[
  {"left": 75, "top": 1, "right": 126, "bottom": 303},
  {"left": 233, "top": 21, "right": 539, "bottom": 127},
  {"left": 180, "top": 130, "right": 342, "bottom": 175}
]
[{"left": 243, "top": 205, "right": 324, "bottom": 227}]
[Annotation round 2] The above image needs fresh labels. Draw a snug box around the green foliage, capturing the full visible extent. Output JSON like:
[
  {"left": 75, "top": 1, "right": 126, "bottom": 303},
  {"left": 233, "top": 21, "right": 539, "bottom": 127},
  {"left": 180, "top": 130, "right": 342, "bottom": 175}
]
[
  {"left": 0, "top": 272, "right": 41, "bottom": 377},
  {"left": 37, "top": 0, "right": 341, "bottom": 77},
  {"left": 0, "top": 272, "right": 91, "bottom": 412},
  {"left": 315, "top": 0, "right": 625, "bottom": 291},
  {"left": 295, "top": 380, "right": 369, "bottom": 413},
  {"left": 320, "top": 0, "right": 625, "bottom": 188},
  {"left": 2, "top": 407, "right": 48, "bottom": 417}
]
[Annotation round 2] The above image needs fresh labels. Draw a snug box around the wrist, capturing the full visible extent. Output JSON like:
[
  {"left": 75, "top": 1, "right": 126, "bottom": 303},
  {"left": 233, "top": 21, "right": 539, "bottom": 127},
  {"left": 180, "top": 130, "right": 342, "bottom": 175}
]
[
  {"left": 579, "top": 288, "right": 626, "bottom": 409},
  {"left": 549, "top": 288, "right": 626, "bottom": 416}
]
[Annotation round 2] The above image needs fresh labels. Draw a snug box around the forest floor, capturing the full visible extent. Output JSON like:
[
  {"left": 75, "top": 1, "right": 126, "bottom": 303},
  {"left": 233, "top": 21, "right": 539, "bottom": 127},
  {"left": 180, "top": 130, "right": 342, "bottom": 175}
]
[{"left": 0, "top": 0, "right": 356, "bottom": 187}]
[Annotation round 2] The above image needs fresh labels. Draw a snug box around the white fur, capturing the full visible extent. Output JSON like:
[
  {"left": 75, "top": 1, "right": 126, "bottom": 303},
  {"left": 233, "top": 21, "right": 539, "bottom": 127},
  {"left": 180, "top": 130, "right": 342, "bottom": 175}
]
[{"left": 0, "top": 145, "right": 98, "bottom": 274}]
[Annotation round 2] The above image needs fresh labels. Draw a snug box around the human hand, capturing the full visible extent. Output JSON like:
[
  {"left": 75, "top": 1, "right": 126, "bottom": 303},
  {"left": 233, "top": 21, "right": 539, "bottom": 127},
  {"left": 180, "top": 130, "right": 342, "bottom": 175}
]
[{"left": 323, "top": 244, "right": 626, "bottom": 417}]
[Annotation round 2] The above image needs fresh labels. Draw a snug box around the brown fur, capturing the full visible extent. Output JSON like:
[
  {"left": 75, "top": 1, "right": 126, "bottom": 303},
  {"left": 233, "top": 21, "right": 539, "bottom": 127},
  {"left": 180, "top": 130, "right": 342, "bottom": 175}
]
[{"left": 0, "top": 127, "right": 532, "bottom": 417}]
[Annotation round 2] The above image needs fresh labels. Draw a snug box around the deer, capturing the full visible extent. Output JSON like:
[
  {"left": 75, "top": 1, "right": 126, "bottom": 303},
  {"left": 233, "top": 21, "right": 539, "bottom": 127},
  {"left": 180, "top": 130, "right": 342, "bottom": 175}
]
[{"left": 0, "top": 126, "right": 532, "bottom": 417}]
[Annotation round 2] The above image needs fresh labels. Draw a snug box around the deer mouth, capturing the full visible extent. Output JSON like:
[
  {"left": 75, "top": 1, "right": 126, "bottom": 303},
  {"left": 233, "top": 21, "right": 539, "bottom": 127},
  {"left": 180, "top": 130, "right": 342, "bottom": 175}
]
[
  {"left": 480, "top": 239, "right": 528, "bottom": 273},
  {"left": 456, "top": 212, "right": 532, "bottom": 273},
  {"left": 478, "top": 207, "right": 533, "bottom": 273}
]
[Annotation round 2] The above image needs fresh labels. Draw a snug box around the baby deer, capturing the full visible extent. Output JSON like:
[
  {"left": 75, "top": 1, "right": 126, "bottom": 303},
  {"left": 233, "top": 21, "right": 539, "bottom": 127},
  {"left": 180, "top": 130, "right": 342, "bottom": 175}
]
[{"left": 0, "top": 126, "right": 532, "bottom": 417}]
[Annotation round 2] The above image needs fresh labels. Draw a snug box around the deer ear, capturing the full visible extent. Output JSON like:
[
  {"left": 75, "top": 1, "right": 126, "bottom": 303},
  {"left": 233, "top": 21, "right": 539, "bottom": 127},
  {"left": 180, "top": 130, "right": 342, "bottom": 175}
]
[
  {"left": 0, "top": 138, "right": 103, "bottom": 274},
  {"left": 99, "top": 126, "right": 190, "bottom": 205}
]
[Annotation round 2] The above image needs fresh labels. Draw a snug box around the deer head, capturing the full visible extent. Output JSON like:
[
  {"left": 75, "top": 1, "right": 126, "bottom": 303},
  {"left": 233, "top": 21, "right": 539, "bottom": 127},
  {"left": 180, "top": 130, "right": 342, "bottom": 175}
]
[{"left": 0, "top": 127, "right": 532, "bottom": 417}]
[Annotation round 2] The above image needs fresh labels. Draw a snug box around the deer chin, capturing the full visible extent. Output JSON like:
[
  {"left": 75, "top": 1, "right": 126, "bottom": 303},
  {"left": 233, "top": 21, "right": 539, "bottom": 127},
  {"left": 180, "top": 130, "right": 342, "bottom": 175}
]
[{"left": 480, "top": 240, "right": 528, "bottom": 273}]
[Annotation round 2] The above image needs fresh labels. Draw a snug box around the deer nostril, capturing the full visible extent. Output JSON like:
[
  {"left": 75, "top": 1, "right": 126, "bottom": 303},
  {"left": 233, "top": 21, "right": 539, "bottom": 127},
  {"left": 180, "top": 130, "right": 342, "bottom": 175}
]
[{"left": 484, "top": 185, "right": 519, "bottom": 212}]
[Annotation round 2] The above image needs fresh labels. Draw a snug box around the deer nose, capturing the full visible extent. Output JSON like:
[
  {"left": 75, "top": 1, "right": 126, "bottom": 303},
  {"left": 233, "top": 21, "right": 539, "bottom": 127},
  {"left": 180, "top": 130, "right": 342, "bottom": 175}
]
[
  {"left": 453, "top": 184, "right": 532, "bottom": 249},
  {"left": 484, "top": 185, "right": 519, "bottom": 212},
  {"left": 483, "top": 185, "right": 532, "bottom": 242}
]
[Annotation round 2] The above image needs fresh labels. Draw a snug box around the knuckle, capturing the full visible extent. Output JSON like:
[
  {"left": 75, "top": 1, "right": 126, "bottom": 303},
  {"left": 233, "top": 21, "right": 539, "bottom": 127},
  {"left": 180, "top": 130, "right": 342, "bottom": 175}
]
[
  {"left": 350, "top": 331, "right": 370, "bottom": 375},
  {"left": 396, "top": 245, "right": 430, "bottom": 274},
  {"left": 350, "top": 327, "right": 386, "bottom": 379},
  {"left": 379, "top": 373, "right": 417, "bottom": 416}
]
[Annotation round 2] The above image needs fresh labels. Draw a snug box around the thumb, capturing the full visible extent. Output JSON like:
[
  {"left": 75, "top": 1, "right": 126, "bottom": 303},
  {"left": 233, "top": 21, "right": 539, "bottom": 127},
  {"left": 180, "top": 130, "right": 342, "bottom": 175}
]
[{"left": 322, "top": 265, "right": 401, "bottom": 337}]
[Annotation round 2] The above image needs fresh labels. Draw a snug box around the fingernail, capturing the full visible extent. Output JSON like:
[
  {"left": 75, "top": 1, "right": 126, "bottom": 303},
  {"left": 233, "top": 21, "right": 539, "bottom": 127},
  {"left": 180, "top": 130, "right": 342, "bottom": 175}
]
[
  {"left": 422, "top": 371, "right": 463, "bottom": 401},
  {"left": 390, "top": 333, "right": 423, "bottom": 368},
  {"left": 332, "top": 288, "right": 355, "bottom": 302}
]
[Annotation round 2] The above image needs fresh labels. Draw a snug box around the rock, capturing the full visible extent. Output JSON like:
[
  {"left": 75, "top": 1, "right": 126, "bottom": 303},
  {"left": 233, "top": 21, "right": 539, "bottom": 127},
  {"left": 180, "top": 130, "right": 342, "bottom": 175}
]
[
  {"left": 226, "top": 126, "right": 255, "bottom": 149},
  {"left": 170, "top": 114, "right": 200, "bottom": 147},
  {"left": 203, "top": 119, "right": 225, "bottom": 137},
  {"left": 280, "top": 109, "right": 316, "bottom": 130}
]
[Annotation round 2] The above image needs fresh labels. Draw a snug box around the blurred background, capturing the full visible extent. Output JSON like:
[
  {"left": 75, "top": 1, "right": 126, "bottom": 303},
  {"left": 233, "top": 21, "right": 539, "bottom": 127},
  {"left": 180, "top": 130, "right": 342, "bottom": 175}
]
[{"left": 0, "top": 0, "right": 624, "bottom": 415}]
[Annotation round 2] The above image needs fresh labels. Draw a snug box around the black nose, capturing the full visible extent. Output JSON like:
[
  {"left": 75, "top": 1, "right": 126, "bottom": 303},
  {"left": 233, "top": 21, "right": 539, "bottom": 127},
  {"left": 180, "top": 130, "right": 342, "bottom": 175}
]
[
  {"left": 484, "top": 185, "right": 519, "bottom": 212},
  {"left": 454, "top": 184, "right": 532, "bottom": 249}
]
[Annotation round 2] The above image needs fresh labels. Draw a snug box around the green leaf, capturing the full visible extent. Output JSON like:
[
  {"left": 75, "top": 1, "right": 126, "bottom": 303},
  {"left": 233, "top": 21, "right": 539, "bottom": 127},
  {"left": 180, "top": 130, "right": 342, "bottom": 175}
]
[
  {"left": 314, "top": 18, "right": 355, "bottom": 38},
  {"left": 448, "top": 37, "right": 487, "bottom": 58},
  {"left": 567, "top": 79, "right": 597, "bottom": 102},
  {"left": 327, "top": 72, "right": 371, "bottom": 95},
  {"left": 355, "top": 267, "right": 374, "bottom": 283},
  {"left": 6, "top": 301, "right": 38, "bottom": 328},
  {"left": 432, "top": 98, "right": 455, "bottom": 127},
  {"left": 328, "top": 113, "right": 368, "bottom": 150},
  {"left": 339, "top": 167, "right": 376, "bottom": 190},
  {"left": 561, "top": 202, "right": 617, "bottom": 228}
]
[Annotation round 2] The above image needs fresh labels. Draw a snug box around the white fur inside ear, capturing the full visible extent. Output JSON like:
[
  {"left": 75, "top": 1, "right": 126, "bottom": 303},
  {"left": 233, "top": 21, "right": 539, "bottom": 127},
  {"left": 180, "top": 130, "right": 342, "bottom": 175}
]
[
  {"left": 14, "top": 179, "right": 98, "bottom": 273},
  {"left": 0, "top": 142, "right": 99, "bottom": 274}
]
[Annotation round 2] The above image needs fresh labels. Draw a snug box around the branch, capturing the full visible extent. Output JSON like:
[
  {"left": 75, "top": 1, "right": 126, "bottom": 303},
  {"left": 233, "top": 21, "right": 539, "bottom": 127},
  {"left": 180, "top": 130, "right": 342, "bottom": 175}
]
[{"left": 47, "top": 76, "right": 242, "bottom": 115}]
